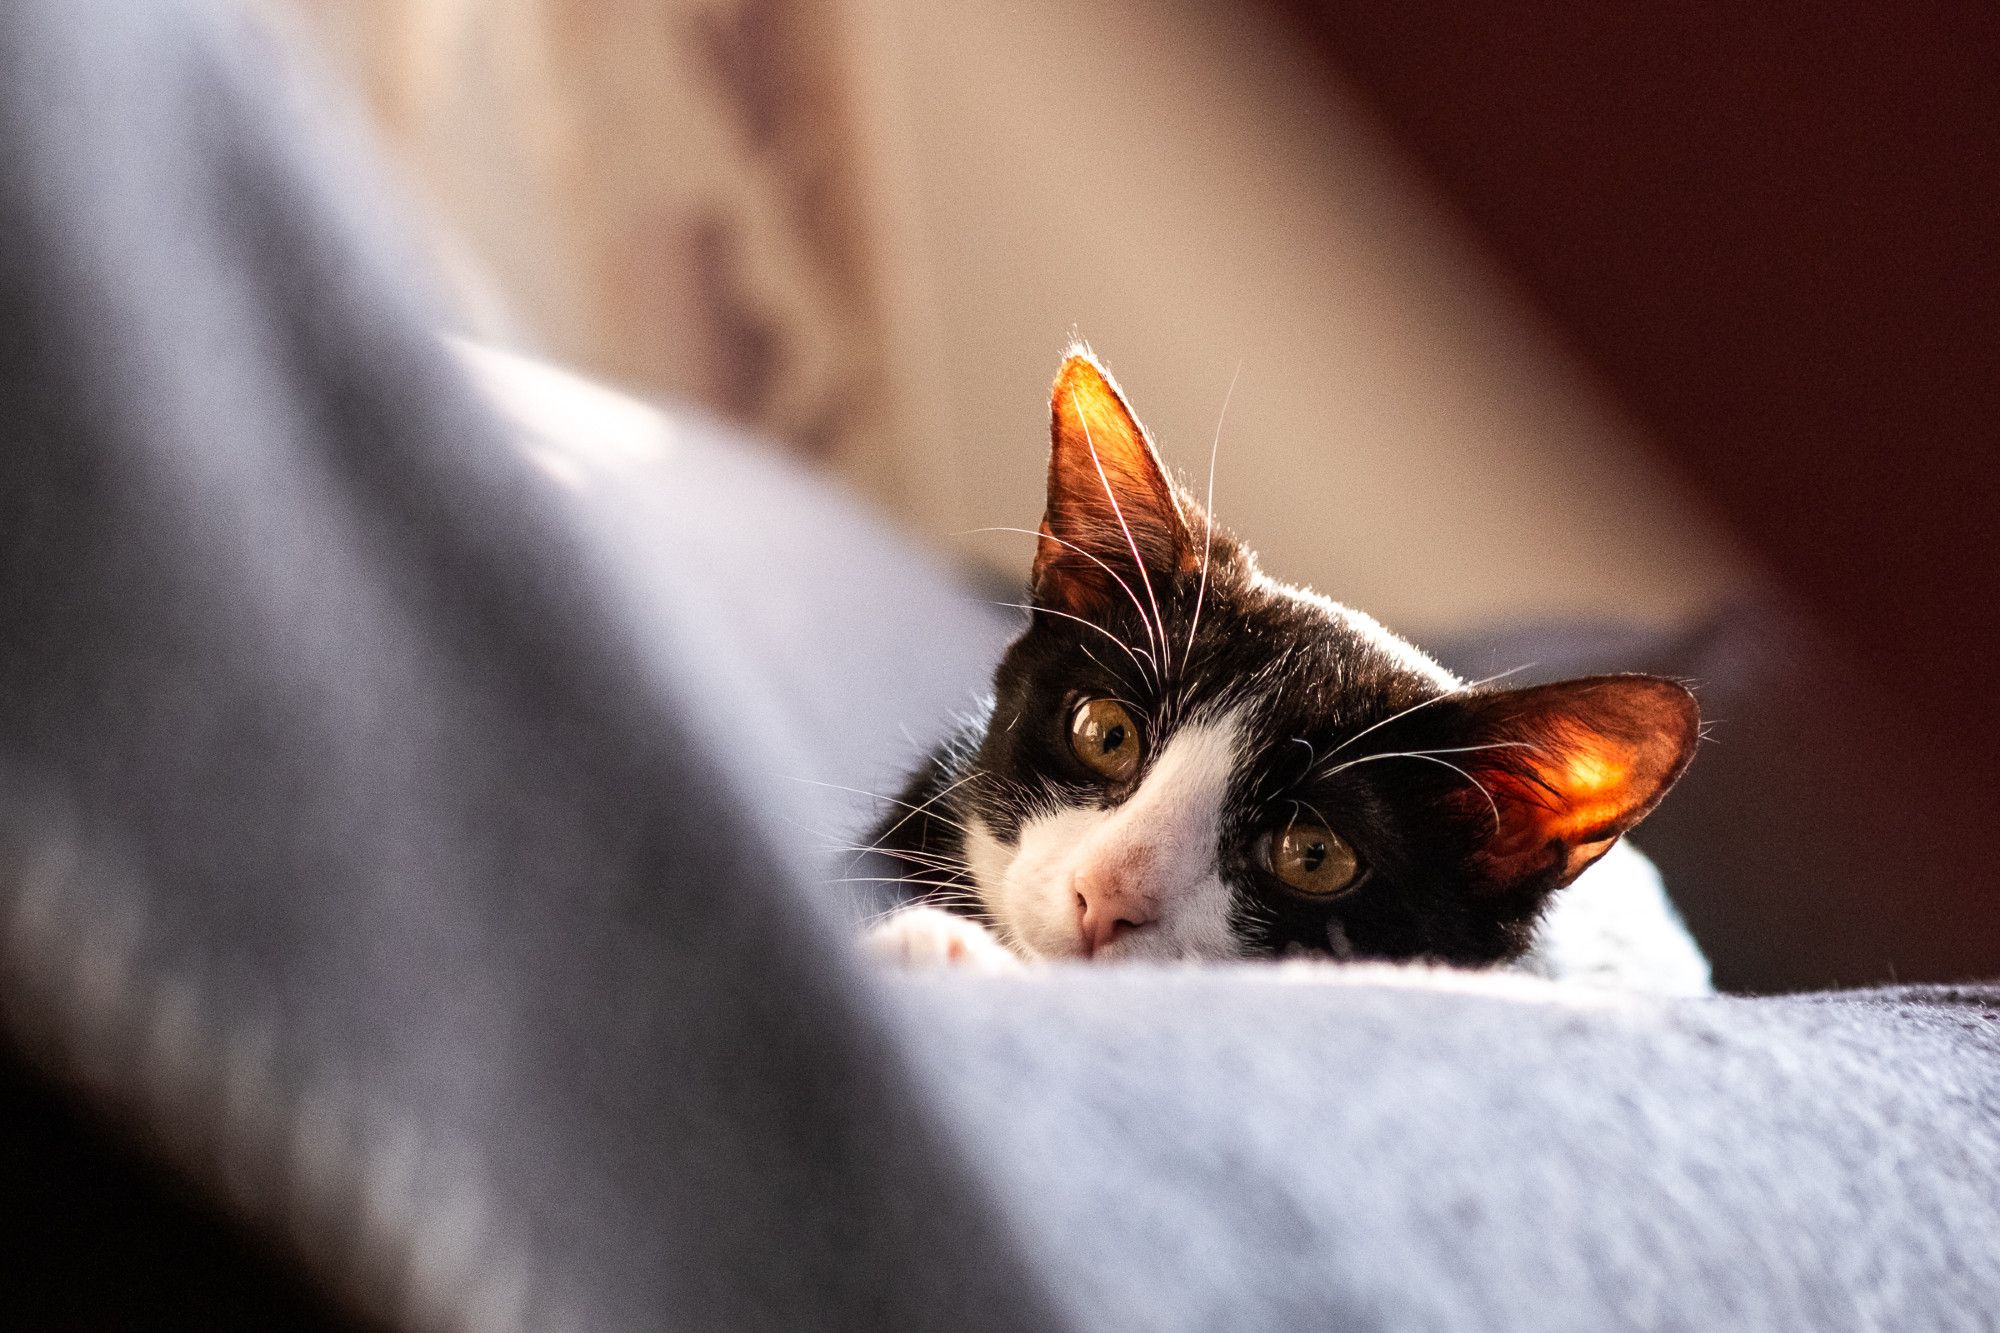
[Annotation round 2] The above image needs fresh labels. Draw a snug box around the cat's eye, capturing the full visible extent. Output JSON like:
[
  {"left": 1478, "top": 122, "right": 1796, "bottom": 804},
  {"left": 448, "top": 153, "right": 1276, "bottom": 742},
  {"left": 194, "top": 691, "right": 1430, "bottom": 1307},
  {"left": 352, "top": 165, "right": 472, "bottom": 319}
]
[
  {"left": 1263, "top": 821, "right": 1360, "bottom": 898},
  {"left": 1069, "top": 697, "right": 1142, "bottom": 782}
]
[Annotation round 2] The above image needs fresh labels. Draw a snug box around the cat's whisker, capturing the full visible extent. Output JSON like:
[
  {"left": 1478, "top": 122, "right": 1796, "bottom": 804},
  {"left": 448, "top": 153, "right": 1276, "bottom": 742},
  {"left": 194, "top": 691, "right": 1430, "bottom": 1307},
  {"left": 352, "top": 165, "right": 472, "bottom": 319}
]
[
  {"left": 827, "top": 847, "right": 967, "bottom": 875},
  {"left": 1078, "top": 638, "right": 1148, "bottom": 701},
  {"left": 1076, "top": 643, "right": 1143, "bottom": 698},
  {"left": 783, "top": 815, "right": 920, "bottom": 863},
  {"left": 864, "top": 857, "right": 969, "bottom": 881},
  {"left": 903, "top": 890, "right": 983, "bottom": 907},
  {"left": 968, "top": 527, "right": 1164, "bottom": 689},
  {"left": 1317, "top": 664, "right": 1540, "bottom": 768},
  {"left": 825, "top": 836, "right": 962, "bottom": 859},
  {"left": 850, "top": 770, "right": 988, "bottom": 861},
  {"left": 784, "top": 777, "right": 980, "bottom": 838},
  {"left": 1320, "top": 740, "right": 1540, "bottom": 780},
  {"left": 1182, "top": 359, "right": 1240, "bottom": 676},
  {"left": 842, "top": 839, "right": 974, "bottom": 882},
  {"left": 852, "top": 893, "right": 987, "bottom": 931},
  {"left": 1286, "top": 795, "right": 1339, "bottom": 834},
  {"left": 1074, "top": 389, "right": 1171, "bottom": 676},
  {"left": 986, "top": 918, "right": 1029, "bottom": 958},
  {"left": 853, "top": 876, "right": 981, "bottom": 894},
  {"left": 1325, "top": 751, "right": 1504, "bottom": 833},
  {"left": 809, "top": 762, "right": 996, "bottom": 881},
  {"left": 989, "top": 599, "right": 1156, "bottom": 683},
  {"left": 847, "top": 884, "right": 987, "bottom": 914},
  {"left": 970, "top": 521, "right": 1162, "bottom": 679},
  {"left": 810, "top": 818, "right": 980, "bottom": 857}
]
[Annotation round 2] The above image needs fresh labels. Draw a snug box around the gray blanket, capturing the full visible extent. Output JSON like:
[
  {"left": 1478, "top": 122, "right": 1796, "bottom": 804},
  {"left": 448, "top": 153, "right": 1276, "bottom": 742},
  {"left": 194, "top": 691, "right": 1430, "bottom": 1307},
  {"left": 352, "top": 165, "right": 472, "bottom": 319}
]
[{"left": 1, "top": 1, "right": 1995, "bottom": 1329}]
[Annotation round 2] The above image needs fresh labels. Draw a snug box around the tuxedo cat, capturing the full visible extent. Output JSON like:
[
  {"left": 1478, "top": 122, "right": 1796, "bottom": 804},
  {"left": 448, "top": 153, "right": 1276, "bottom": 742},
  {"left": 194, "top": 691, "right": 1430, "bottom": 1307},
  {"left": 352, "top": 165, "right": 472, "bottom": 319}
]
[{"left": 866, "top": 347, "right": 1706, "bottom": 988}]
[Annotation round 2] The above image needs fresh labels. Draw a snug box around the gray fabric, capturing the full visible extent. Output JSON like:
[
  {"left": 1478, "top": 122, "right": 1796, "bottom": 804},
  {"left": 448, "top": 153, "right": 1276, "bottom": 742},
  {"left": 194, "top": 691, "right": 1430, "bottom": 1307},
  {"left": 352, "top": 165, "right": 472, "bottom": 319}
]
[
  {"left": 914, "top": 974, "right": 2000, "bottom": 1332},
  {"left": 2, "top": 2, "right": 1998, "bottom": 1330},
  {"left": 0, "top": 4, "right": 1056, "bottom": 1329}
]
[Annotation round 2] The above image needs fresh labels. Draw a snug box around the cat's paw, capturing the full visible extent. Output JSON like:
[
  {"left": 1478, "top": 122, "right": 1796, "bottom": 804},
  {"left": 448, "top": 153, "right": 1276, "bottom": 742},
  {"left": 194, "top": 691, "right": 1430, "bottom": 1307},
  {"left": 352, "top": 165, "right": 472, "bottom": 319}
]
[{"left": 865, "top": 907, "right": 1022, "bottom": 973}]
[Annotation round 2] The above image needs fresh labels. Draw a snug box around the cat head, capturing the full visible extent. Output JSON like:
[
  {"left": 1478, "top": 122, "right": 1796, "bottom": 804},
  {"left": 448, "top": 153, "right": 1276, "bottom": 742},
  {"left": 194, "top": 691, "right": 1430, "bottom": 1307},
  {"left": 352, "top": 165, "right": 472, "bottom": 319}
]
[{"left": 956, "top": 347, "right": 1699, "bottom": 963}]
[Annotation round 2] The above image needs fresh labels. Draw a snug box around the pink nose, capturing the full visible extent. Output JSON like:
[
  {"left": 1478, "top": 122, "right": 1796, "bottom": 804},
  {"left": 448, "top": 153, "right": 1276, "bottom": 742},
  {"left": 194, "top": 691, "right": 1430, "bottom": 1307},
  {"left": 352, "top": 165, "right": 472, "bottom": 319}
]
[{"left": 1073, "top": 864, "right": 1157, "bottom": 956}]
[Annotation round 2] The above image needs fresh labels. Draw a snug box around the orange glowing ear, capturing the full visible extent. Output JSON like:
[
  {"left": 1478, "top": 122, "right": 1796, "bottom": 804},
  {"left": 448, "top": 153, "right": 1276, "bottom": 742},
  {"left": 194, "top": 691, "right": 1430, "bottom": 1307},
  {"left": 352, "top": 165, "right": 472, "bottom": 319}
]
[
  {"left": 1031, "top": 347, "right": 1197, "bottom": 616},
  {"left": 1453, "top": 675, "right": 1699, "bottom": 896}
]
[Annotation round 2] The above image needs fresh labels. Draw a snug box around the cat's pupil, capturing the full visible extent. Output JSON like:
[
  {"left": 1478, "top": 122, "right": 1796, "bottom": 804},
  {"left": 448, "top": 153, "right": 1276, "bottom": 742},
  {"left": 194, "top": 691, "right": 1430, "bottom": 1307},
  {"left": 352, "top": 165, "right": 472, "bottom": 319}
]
[
  {"left": 1101, "top": 725, "right": 1126, "bottom": 754},
  {"left": 1301, "top": 842, "right": 1326, "bottom": 871}
]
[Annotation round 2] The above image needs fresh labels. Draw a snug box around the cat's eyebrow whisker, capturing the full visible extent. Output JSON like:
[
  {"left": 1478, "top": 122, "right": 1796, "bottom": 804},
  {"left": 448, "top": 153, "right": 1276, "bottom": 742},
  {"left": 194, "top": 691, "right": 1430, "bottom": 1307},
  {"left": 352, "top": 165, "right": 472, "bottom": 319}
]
[
  {"left": 1076, "top": 643, "right": 1137, "bottom": 698},
  {"left": 1286, "top": 795, "right": 1339, "bottom": 834},
  {"left": 1182, "top": 358, "right": 1240, "bottom": 677},
  {"left": 1317, "top": 663, "right": 1540, "bottom": 766},
  {"left": 1074, "top": 389, "right": 1171, "bottom": 676},
  {"left": 968, "top": 523, "right": 1164, "bottom": 685},
  {"left": 1324, "top": 751, "right": 1505, "bottom": 833},
  {"left": 1319, "top": 740, "right": 1539, "bottom": 779},
  {"left": 966, "top": 526, "right": 1163, "bottom": 688},
  {"left": 988, "top": 599, "right": 1157, "bottom": 684}
]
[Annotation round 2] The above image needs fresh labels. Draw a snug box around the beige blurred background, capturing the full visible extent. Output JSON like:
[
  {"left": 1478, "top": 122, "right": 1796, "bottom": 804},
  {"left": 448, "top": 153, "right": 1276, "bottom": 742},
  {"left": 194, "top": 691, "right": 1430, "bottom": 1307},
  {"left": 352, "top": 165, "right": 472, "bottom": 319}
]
[{"left": 245, "top": 0, "right": 1742, "bottom": 641}]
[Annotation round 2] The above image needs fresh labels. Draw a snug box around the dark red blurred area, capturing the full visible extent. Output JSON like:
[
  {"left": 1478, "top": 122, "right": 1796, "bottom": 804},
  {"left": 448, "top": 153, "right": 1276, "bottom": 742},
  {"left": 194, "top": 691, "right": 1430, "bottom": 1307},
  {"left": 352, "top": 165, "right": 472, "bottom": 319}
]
[
  {"left": 1277, "top": 1, "right": 2000, "bottom": 756},
  {"left": 1273, "top": 1, "right": 2000, "bottom": 983}
]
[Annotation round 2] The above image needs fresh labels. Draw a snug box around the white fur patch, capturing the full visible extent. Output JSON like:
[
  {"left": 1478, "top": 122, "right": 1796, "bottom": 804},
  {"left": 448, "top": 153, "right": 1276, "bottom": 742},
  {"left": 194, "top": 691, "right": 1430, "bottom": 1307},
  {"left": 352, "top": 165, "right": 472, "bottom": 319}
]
[
  {"left": 967, "top": 709, "right": 1250, "bottom": 961},
  {"left": 864, "top": 906, "right": 1022, "bottom": 972},
  {"left": 1515, "top": 840, "right": 1713, "bottom": 994}
]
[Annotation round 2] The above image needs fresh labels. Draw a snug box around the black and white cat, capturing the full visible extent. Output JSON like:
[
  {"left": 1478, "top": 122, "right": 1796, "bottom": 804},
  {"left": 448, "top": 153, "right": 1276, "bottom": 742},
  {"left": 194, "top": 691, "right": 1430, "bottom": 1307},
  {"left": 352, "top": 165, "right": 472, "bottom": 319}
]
[{"left": 866, "top": 348, "right": 1708, "bottom": 990}]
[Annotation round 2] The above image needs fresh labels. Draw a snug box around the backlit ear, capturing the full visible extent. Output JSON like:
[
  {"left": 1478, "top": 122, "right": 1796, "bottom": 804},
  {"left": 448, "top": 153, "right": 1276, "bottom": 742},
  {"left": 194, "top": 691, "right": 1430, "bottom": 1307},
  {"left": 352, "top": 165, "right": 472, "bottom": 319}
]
[
  {"left": 1031, "top": 348, "right": 1196, "bottom": 616},
  {"left": 1450, "top": 675, "right": 1699, "bottom": 897}
]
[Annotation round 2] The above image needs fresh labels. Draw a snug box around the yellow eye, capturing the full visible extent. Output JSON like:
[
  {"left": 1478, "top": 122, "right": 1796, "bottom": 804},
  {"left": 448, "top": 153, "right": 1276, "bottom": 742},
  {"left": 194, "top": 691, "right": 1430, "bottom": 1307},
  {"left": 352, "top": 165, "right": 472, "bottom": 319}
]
[
  {"left": 1069, "top": 698, "right": 1142, "bottom": 782},
  {"left": 1265, "top": 822, "right": 1360, "bottom": 898}
]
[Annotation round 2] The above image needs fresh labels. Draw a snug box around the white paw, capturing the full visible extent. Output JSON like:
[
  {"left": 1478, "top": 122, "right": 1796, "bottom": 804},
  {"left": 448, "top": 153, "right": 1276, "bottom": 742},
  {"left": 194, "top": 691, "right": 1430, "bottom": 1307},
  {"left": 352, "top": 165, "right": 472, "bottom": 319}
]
[{"left": 864, "top": 907, "right": 1022, "bottom": 973}]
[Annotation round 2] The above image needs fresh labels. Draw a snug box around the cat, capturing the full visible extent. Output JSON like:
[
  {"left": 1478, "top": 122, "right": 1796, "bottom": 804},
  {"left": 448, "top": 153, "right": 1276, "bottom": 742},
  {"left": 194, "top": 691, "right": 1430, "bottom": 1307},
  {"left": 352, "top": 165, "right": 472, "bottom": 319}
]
[{"left": 864, "top": 346, "right": 1707, "bottom": 989}]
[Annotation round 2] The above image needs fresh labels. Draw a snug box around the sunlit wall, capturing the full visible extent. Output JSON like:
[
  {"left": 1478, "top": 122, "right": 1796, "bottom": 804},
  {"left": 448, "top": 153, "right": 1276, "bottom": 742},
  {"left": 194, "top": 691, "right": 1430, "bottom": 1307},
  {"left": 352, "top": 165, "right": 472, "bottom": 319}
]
[{"left": 249, "top": 0, "right": 1743, "bottom": 640}]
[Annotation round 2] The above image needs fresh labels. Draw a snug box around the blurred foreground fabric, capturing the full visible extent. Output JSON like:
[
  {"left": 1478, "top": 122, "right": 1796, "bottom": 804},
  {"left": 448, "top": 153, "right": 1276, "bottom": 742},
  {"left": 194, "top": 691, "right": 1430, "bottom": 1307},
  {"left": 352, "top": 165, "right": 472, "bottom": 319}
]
[{"left": 2, "top": 2, "right": 1998, "bottom": 1329}]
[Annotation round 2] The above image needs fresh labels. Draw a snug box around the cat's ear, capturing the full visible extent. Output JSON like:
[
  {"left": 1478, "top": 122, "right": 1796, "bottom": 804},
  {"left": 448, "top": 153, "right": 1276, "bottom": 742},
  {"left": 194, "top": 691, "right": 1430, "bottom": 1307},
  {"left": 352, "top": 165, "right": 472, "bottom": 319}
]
[
  {"left": 1447, "top": 675, "right": 1698, "bottom": 898},
  {"left": 1032, "top": 349, "right": 1197, "bottom": 616}
]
